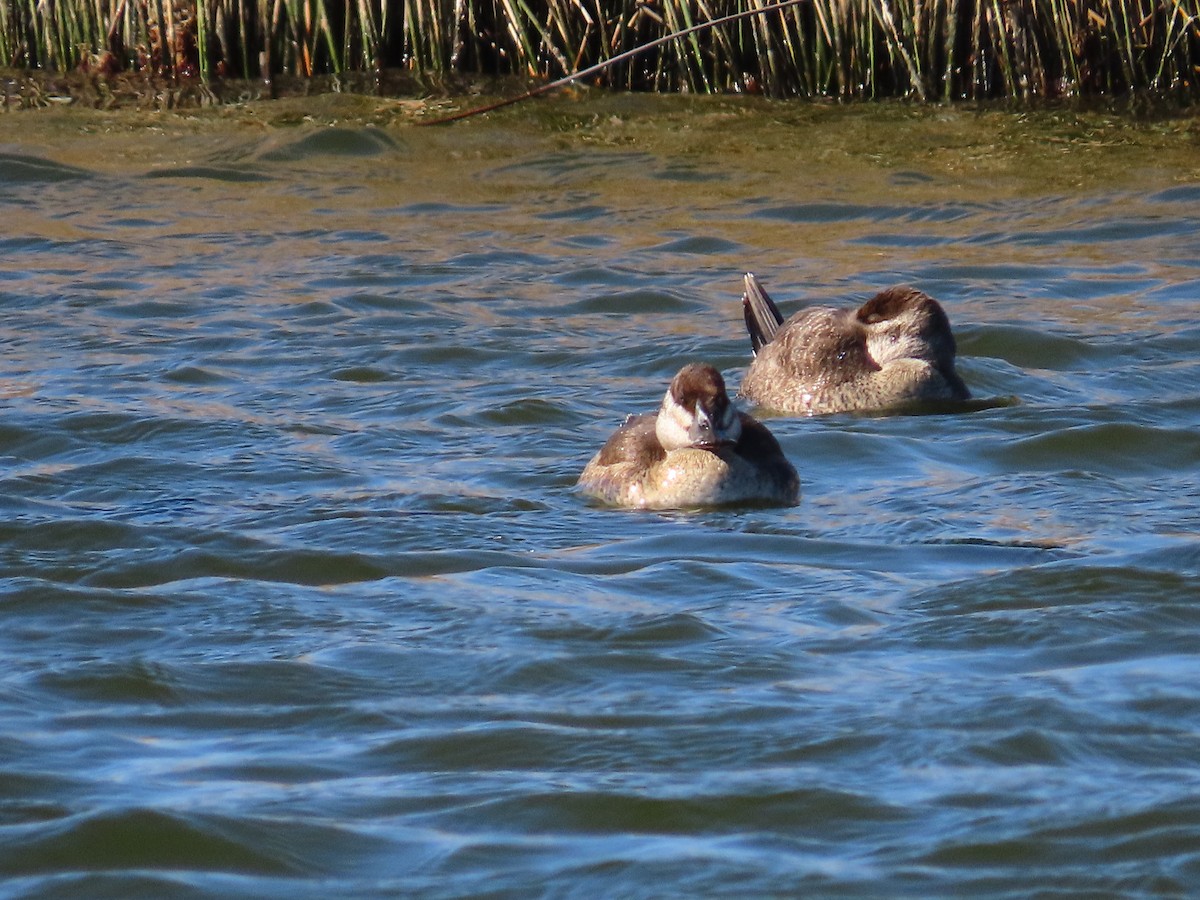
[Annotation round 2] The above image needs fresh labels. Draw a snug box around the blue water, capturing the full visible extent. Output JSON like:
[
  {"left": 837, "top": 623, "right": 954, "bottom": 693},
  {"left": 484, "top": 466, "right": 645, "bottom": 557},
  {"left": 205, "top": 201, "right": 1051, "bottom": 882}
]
[{"left": 1, "top": 102, "right": 1199, "bottom": 897}]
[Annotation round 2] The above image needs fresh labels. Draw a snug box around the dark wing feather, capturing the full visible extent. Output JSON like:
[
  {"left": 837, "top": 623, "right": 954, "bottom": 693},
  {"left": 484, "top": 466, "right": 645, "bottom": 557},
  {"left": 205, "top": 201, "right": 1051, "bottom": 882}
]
[
  {"left": 594, "top": 413, "right": 664, "bottom": 466},
  {"left": 742, "top": 273, "right": 785, "bottom": 355},
  {"left": 734, "top": 413, "right": 799, "bottom": 497}
]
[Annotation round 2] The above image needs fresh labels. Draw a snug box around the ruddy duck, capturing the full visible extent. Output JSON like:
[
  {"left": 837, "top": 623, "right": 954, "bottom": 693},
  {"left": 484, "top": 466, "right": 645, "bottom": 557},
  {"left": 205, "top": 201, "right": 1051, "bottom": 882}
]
[
  {"left": 579, "top": 363, "right": 799, "bottom": 509},
  {"left": 739, "top": 273, "right": 970, "bottom": 415}
]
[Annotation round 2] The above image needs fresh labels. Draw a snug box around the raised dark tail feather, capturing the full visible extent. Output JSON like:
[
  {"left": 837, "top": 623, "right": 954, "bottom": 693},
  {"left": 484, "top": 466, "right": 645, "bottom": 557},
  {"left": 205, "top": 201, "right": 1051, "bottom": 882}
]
[{"left": 742, "top": 273, "right": 785, "bottom": 356}]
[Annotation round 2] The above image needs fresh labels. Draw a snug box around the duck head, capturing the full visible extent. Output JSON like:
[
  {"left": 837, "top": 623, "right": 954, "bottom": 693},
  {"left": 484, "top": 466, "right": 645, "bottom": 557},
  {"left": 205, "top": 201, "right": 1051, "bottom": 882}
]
[
  {"left": 655, "top": 363, "right": 743, "bottom": 452},
  {"left": 857, "top": 287, "right": 959, "bottom": 371}
]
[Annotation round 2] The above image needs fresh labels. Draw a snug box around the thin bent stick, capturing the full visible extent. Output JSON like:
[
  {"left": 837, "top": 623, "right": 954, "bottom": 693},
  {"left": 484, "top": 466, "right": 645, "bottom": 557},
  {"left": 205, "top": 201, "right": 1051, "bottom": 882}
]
[{"left": 418, "top": 0, "right": 811, "bottom": 125}]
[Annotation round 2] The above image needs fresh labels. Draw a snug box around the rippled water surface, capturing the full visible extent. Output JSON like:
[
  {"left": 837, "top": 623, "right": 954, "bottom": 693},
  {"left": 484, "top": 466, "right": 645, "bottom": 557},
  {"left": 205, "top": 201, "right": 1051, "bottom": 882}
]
[{"left": 2, "top": 97, "right": 1199, "bottom": 897}]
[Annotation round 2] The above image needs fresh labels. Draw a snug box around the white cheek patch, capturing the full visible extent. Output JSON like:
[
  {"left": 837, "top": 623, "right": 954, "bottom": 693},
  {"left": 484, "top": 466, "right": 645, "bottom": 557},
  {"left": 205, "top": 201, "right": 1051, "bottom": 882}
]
[
  {"left": 868, "top": 330, "right": 909, "bottom": 363},
  {"left": 655, "top": 393, "right": 694, "bottom": 451}
]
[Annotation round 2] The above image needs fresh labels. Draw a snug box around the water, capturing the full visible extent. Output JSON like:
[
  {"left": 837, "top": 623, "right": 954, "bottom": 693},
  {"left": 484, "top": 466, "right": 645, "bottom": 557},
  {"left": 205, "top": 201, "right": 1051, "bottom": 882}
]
[{"left": 1, "top": 95, "right": 1199, "bottom": 897}]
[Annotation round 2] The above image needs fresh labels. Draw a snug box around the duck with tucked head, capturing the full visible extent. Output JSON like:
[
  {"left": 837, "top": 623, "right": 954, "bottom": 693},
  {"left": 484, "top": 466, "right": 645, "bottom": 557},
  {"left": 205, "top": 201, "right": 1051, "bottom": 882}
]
[
  {"left": 579, "top": 363, "right": 799, "bottom": 509},
  {"left": 739, "top": 273, "right": 970, "bottom": 415}
]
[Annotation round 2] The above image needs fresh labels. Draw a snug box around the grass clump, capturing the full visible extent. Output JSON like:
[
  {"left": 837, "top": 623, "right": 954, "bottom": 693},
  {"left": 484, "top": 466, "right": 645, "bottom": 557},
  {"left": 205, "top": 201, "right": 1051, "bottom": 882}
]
[{"left": 1, "top": 0, "right": 1198, "bottom": 102}]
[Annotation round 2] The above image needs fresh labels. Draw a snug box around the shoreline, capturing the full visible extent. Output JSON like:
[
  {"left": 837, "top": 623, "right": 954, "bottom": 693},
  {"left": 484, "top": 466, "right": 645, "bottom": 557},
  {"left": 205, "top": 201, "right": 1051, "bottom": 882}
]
[{"left": 3, "top": 90, "right": 1197, "bottom": 203}]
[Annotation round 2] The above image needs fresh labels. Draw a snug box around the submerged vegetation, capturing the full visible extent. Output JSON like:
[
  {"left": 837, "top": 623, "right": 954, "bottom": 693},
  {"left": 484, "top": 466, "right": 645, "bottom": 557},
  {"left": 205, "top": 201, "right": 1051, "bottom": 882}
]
[{"left": 1, "top": 0, "right": 1198, "bottom": 102}]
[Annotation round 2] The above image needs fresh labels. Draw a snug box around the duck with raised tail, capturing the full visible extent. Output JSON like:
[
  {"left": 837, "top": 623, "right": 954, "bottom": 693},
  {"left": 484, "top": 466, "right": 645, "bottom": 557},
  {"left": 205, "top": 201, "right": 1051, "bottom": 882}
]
[{"left": 739, "top": 273, "right": 970, "bottom": 415}]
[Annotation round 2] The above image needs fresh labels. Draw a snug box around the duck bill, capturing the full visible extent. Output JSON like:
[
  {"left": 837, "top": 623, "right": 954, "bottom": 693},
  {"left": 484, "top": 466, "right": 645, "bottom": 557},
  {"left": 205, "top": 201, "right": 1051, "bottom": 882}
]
[{"left": 688, "top": 407, "right": 733, "bottom": 450}]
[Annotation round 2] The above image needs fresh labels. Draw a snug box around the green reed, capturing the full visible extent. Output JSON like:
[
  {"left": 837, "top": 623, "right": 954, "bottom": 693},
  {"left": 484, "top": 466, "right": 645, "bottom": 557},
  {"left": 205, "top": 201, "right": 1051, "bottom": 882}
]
[{"left": 2, "top": 0, "right": 1198, "bottom": 102}]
